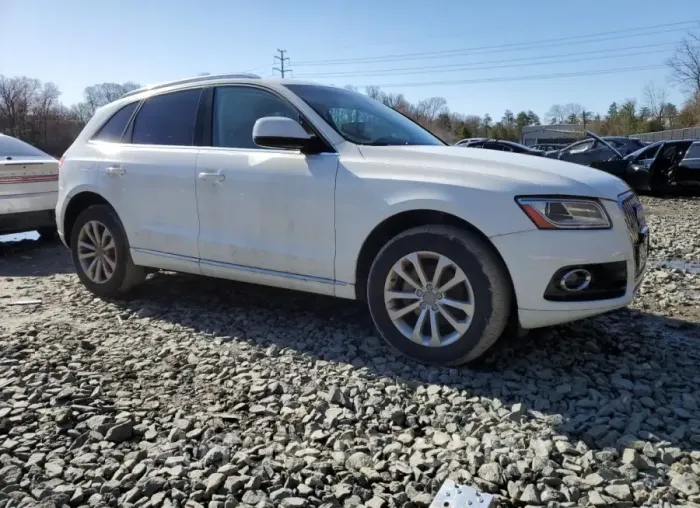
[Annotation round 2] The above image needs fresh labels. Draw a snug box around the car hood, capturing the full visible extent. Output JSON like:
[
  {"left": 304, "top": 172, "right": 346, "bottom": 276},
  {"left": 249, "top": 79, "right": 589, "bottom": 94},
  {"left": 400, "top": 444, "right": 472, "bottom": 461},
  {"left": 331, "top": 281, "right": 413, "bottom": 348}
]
[{"left": 357, "top": 145, "right": 631, "bottom": 199}]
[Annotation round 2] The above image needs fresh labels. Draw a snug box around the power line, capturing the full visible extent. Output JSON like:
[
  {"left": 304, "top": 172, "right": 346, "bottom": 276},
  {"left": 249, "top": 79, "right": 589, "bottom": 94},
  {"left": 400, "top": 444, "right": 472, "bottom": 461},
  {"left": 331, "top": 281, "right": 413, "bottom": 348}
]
[
  {"left": 292, "top": 21, "right": 697, "bottom": 66},
  {"left": 273, "top": 49, "right": 292, "bottom": 78},
  {"left": 364, "top": 64, "right": 665, "bottom": 88},
  {"left": 294, "top": 42, "right": 678, "bottom": 78}
]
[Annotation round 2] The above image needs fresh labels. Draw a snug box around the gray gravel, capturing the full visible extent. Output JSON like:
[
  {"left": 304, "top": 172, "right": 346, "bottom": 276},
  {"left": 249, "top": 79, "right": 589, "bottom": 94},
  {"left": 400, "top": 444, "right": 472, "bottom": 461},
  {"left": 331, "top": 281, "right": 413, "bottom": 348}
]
[{"left": 1, "top": 195, "right": 700, "bottom": 508}]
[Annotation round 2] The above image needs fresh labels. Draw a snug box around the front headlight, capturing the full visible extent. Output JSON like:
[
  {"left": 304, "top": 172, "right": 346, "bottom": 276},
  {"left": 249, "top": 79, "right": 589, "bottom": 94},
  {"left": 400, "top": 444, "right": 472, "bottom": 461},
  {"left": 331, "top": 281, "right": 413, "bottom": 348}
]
[{"left": 516, "top": 196, "right": 611, "bottom": 229}]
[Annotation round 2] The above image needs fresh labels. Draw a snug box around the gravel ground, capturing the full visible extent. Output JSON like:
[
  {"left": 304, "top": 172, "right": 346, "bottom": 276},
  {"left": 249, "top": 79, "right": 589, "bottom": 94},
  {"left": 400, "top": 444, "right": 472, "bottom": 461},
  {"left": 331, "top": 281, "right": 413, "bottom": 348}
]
[{"left": 1, "top": 196, "right": 700, "bottom": 508}]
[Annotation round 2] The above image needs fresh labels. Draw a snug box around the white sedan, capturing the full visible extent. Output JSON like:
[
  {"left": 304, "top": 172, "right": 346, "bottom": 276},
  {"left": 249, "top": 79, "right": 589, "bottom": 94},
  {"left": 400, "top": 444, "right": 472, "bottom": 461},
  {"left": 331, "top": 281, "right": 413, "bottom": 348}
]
[
  {"left": 0, "top": 134, "right": 58, "bottom": 238},
  {"left": 56, "top": 75, "right": 649, "bottom": 365}
]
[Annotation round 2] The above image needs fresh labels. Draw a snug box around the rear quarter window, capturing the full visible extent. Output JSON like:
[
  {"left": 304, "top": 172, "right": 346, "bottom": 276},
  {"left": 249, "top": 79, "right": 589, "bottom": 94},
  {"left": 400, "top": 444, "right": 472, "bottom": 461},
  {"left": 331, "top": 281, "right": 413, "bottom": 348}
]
[{"left": 92, "top": 102, "right": 138, "bottom": 142}]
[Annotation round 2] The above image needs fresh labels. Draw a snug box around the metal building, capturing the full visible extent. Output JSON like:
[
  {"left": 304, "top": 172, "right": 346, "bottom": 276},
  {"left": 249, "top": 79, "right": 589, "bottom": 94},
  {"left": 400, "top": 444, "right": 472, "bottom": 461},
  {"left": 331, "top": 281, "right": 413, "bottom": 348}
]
[{"left": 521, "top": 124, "right": 583, "bottom": 146}]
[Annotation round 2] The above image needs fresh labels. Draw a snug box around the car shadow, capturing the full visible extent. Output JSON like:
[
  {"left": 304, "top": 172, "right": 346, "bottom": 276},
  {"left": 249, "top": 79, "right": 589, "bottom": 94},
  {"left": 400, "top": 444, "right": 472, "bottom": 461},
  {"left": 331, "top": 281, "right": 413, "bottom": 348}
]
[
  {"left": 0, "top": 238, "right": 74, "bottom": 277},
  {"left": 115, "top": 271, "right": 700, "bottom": 459}
]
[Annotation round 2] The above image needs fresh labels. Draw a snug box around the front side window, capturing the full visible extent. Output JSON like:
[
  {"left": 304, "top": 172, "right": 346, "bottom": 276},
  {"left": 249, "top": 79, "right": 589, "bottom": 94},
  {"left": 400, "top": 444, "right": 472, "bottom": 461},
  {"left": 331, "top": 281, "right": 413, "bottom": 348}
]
[
  {"left": 566, "top": 140, "right": 594, "bottom": 154},
  {"left": 92, "top": 102, "right": 138, "bottom": 142},
  {"left": 631, "top": 142, "right": 662, "bottom": 162},
  {"left": 213, "top": 87, "right": 299, "bottom": 149},
  {"left": 286, "top": 84, "right": 444, "bottom": 146},
  {"left": 131, "top": 89, "right": 202, "bottom": 146}
]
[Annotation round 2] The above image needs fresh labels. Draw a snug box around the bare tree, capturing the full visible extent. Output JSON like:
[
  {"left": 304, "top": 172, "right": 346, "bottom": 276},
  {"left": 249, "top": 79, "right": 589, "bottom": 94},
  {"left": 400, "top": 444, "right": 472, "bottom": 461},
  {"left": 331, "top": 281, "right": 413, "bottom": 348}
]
[
  {"left": 0, "top": 75, "right": 40, "bottom": 137},
  {"left": 416, "top": 97, "right": 447, "bottom": 122},
  {"left": 545, "top": 104, "right": 565, "bottom": 124},
  {"left": 33, "top": 82, "right": 61, "bottom": 144},
  {"left": 562, "top": 103, "right": 584, "bottom": 123},
  {"left": 76, "top": 81, "right": 141, "bottom": 123},
  {"left": 365, "top": 85, "right": 383, "bottom": 101},
  {"left": 667, "top": 33, "right": 700, "bottom": 95},
  {"left": 642, "top": 82, "right": 668, "bottom": 120}
]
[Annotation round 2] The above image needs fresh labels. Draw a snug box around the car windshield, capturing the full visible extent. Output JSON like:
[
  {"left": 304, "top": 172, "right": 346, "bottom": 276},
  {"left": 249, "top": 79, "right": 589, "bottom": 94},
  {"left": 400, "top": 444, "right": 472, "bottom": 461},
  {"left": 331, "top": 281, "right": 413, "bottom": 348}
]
[
  {"left": 0, "top": 135, "right": 50, "bottom": 158},
  {"left": 285, "top": 84, "right": 445, "bottom": 146}
]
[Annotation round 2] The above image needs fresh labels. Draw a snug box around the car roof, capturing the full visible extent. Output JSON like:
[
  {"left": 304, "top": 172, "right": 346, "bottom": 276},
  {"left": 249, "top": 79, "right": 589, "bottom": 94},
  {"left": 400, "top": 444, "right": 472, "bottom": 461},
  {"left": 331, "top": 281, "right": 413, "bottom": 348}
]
[{"left": 120, "top": 73, "right": 336, "bottom": 101}]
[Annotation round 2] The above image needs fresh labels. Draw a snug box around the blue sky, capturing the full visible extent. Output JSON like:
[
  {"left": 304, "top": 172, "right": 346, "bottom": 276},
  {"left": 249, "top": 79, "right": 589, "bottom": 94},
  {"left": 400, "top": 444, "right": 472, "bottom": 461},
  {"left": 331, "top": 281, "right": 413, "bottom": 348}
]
[{"left": 2, "top": 0, "right": 699, "bottom": 121}]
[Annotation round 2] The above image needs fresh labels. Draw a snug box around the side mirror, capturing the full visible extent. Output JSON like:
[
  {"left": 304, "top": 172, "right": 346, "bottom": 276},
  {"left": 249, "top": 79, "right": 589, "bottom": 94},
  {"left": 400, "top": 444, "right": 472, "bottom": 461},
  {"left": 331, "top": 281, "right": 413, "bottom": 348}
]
[{"left": 253, "top": 117, "right": 316, "bottom": 152}]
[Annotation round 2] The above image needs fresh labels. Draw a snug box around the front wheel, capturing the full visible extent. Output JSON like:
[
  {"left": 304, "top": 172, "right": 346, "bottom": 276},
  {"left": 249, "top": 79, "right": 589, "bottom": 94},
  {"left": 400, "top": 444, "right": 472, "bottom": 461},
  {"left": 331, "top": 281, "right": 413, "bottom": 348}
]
[
  {"left": 70, "top": 205, "right": 146, "bottom": 299},
  {"left": 367, "top": 225, "right": 512, "bottom": 366}
]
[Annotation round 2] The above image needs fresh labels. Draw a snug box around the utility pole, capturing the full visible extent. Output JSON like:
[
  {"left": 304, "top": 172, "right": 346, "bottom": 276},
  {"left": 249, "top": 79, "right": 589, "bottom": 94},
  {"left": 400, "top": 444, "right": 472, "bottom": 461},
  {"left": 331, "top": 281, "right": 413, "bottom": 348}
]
[{"left": 273, "top": 49, "right": 291, "bottom": 78}]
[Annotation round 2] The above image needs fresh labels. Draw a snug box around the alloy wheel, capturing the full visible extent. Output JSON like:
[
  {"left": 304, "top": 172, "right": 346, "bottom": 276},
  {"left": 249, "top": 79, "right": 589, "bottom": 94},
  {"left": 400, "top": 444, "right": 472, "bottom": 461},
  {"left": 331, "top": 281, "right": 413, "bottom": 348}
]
[
  {"left": 77, "top": 220, "right": 117, "bottom": 284},
  {"left": 383, "top": 251, "right": 475, "bottom": 347}
]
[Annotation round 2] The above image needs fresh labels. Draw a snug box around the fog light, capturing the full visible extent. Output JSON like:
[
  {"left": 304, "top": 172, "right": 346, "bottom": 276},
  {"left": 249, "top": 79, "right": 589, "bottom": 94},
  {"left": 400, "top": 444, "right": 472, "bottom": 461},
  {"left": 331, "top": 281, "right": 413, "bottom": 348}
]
[{"left": 559, "top": 268, "right": 592, "bottom": 292}]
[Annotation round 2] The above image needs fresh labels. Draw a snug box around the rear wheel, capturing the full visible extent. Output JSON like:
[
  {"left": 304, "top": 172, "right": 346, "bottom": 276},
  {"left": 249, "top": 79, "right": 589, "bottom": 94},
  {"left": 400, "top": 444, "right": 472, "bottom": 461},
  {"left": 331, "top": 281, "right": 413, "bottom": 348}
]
[
  {"left": 367, "top": 225, "right": 512, "bottom": 365},
  {"left": 70, "top": 205, "right": 146, "bottom": 298}
]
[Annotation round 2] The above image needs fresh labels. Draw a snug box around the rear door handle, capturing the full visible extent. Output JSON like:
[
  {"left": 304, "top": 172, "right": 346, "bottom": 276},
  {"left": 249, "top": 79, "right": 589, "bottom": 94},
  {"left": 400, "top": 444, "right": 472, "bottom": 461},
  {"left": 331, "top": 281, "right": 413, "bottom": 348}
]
[
  {"left": 198, "top": 170, "right": 225, "bottom": 183},
  {"left": 105, "top": 165, "right": 125, "bottom": 176}
]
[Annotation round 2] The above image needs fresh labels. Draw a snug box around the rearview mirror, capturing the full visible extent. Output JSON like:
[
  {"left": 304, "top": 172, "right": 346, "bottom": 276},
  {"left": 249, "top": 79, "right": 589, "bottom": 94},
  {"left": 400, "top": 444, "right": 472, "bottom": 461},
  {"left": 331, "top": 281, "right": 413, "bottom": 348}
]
[{"left": 253, "top": 117, "right": 315, "bottom": 152}]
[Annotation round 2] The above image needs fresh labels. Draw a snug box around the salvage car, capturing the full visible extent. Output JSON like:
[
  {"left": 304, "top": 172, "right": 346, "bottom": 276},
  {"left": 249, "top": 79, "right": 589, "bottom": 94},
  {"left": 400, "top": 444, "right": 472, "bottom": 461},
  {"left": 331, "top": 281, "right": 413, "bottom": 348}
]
[
  {"left": 456, "top": 138, "right": 545, "bottom": 156},
  {"left": 547, "top": 132, "right": 645, "bottom": 165},
  {"left": 0, "top": 134, "right": 59, "bottom": 238},
  {"left": 610, "top": 139, "right": 700, "bottom": 192},
  {"left": 57, "top": 74, "right": 648, "bottom": 366}
]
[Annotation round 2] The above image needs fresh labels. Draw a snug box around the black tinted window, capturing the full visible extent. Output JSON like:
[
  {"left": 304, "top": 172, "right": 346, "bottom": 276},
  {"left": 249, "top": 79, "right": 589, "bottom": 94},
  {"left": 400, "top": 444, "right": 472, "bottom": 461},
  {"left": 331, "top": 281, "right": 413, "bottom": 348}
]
[
  {"left": 92, "top": 102, "right": 138, "bottom": 142},
  {"left": 132, "top": 89, "right": 201, "bottom": 146},
  {"left": 686, "top": 144, "right": 700, "bottom": 159},
  {"left": 483, "top": 142, "right": 509, "bottom": 151},
  {"left": 213, "top": 87, "right": 299, "bottom": 149}
]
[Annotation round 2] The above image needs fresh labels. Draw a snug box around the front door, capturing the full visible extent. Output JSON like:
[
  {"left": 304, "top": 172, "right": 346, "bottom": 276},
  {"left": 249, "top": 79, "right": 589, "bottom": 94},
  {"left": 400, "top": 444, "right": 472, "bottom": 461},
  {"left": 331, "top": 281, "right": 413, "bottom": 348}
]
[{"left": 195, "top": 85, "right": 338, "bottom": 293}]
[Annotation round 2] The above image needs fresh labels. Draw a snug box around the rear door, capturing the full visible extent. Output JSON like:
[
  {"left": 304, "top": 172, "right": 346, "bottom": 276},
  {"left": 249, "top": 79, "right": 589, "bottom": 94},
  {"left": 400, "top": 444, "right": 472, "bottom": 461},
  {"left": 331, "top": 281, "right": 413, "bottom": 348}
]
[
  {"left": 673, "top": 142, "right": 700, "bottom": 184},
  {"left": 93, "top": 89, "right": 202, "bottom": 268}
]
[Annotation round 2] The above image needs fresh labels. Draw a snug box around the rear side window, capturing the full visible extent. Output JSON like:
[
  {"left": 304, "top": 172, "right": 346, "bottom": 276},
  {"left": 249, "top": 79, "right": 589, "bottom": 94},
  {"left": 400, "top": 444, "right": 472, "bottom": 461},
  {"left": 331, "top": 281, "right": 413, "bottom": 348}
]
[
  {"left": 0, "top": 135, "right": 49, "bottom": 157},
  {"left": 92, "top": 102, "right": 138, "bottom": 142},
  {"left": 483, "top": 142, "right": 509, "bottom": 151},
  {"left": 686, "top": 144, "right": 700, "bottom": 159},
  {"left": 132, "top": 89, "right": 202, "bottom": 146}
]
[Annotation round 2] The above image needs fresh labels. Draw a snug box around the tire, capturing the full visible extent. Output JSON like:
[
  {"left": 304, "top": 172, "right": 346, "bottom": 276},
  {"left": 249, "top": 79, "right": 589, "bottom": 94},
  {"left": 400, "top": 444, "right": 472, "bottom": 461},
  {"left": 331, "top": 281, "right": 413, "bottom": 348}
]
[
  {"left": 37, "top": 226, "right": 57, "bottom": 241},
  {"left": 366, "top": 225, "right": 512, "bottom": 366},
  {"left": 70, "top": 205, "right": 146, "bottom": 299}
]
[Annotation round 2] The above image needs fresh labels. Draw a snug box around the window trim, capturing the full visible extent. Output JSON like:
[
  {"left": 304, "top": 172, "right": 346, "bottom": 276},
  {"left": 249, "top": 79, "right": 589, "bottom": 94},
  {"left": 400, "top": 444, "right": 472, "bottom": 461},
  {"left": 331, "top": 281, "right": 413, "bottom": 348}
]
[
  {"left": 89, "top": 101, "right": 140, "bottom": 143},
  {"left": 123, "top": 86, "right": 205, "bottom": 147},
  {"left": 202, "top": 84, "right": 337, "bottom": 154}
]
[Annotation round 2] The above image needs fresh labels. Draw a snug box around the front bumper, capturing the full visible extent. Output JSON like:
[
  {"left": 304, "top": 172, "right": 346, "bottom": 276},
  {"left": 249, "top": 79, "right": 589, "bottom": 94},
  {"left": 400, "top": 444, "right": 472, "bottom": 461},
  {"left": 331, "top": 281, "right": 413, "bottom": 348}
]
[{"left": 492, "top": 194, "right": 647, "bottom": 329}]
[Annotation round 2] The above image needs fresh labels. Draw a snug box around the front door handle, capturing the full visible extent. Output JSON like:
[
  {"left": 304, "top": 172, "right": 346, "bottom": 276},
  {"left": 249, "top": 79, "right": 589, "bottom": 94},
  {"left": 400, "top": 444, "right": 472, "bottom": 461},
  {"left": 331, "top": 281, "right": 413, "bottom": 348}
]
[
  {"left": 105, "top": 165, "right": 125, "bottom": 176},
  {"left": 198, "top": 171, "right": 225, "bottom": 183}
]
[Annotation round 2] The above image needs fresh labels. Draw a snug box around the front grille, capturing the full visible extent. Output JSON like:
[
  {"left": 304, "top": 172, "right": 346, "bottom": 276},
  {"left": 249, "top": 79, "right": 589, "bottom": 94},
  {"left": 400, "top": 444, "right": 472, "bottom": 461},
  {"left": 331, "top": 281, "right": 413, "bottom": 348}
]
[
  {"left": 620, "top": 193, "right": 644, "bottom": 243},
  {"left": 619, "top": 192, "right": 648, "bottom": 280}
]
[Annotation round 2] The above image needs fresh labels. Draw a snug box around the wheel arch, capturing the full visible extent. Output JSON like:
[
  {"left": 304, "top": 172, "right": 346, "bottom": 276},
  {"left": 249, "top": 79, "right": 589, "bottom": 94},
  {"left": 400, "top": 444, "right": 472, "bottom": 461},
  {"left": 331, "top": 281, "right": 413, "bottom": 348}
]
[
  {"left": 353, "top": 209, "right": 517, "bottom": 309},
  {"left": 62, "top": 191, "right": 115, "bottom": 247}
]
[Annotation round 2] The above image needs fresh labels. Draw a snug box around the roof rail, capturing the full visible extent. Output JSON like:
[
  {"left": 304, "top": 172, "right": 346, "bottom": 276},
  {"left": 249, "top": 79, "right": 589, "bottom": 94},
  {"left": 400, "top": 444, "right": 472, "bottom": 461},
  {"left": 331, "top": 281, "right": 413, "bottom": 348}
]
[{"left": 121, "top": 73, "right": 262, "bottom": 99}]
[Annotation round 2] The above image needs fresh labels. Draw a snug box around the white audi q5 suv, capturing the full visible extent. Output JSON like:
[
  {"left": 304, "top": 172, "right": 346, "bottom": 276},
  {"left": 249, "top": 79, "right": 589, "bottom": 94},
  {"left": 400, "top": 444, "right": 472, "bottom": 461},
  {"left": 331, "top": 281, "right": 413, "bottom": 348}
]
[{"left": 56, "top": 73, "right": 649, "bottom": 365}]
